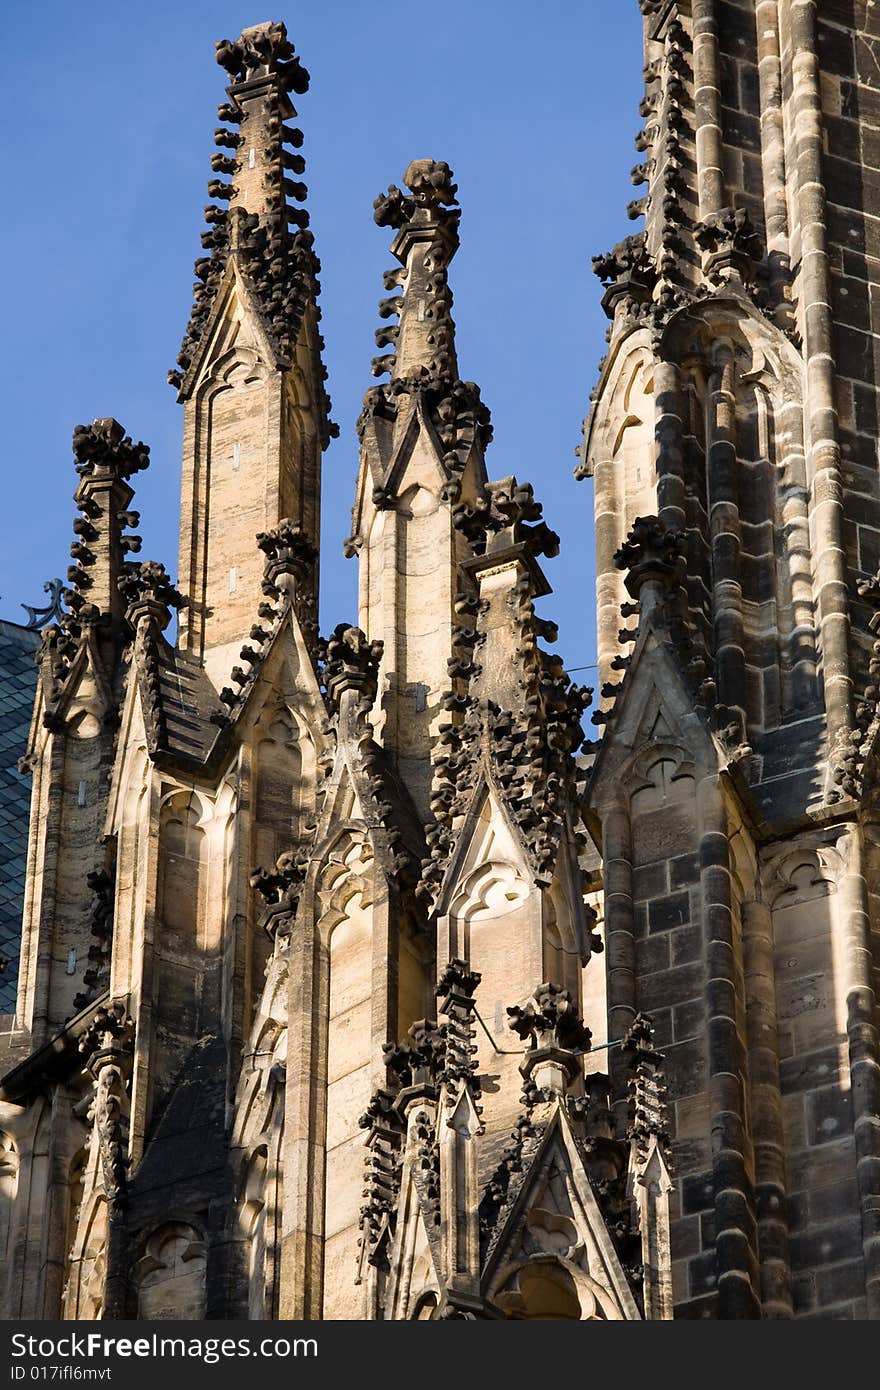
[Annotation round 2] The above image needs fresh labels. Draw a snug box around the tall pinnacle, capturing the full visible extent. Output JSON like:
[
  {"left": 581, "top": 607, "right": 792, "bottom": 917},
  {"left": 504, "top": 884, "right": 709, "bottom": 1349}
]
[
  {"left": 170, "top": 23, "right": 334, "bottom": 662},
  {"left": 371, "top": 159, "right": 460, "bottom": 383},
  {"left": 169, "top": 19, "right": 333, "bottom": 446},
  {"left": 214, "top": 21, "right": 310, "bottom": 225}
]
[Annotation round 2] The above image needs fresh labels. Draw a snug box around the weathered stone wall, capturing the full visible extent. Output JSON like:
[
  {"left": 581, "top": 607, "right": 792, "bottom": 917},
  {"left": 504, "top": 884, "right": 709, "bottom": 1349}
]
[{"left": 588, "top": 0, "right": 880, "bottom": 1320}]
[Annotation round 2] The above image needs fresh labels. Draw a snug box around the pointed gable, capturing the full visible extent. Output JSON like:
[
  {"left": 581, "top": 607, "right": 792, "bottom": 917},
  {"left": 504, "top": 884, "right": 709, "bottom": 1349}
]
[{"left": 482, "top": 1105, "right": 641, "bottom": 1320}]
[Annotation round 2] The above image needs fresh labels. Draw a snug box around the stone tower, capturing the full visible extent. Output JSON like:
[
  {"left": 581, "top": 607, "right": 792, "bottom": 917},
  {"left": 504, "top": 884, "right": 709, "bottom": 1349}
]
[
  {"left": 581, "top": 0, "right": 880, "bottom": 1318},
  {"left": 0, "top": 21, "right": 671, "bottom": 1322}
]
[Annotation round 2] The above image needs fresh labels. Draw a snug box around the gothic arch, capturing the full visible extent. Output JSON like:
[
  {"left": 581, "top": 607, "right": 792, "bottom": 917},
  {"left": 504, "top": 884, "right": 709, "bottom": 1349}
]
[
  {"left": 0, "top": 1132, "right": 18, "bottom": 1313},
  {"left": 586, "top": 329, "right": 655, "bottom": 471},
  {"left": 490, "top": 1256, "right": 618, "bottom": 1321},
  {"left": 619, "top": 740, "right": 698, "bottom": 808},
  {"left": 198, "top": 342, "right": 272, "bottom": 404},
  {"left": 156, "top": 793, "right": 209, "bottom": 949},
  {"left": 66, "top": 1196, "right": 107, "bottom": 1321},
  {"left": 761, "top": 843, "right": 842, "bottom": 908},
  {"left": 243, "top": 1149, "right": 269, "bottom": 1319},
  {"left": 131, "top": 1220, "right": 207, "bottom": 1321}
]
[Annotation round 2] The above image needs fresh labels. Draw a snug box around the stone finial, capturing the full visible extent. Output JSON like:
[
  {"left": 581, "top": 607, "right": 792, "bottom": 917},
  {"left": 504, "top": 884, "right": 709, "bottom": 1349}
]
[
  {"left": 592, "top": 233, "right": 658, "bottom": 320},
  {"left": 78, "top": 1001, "right": 134, "bottom": 1207},
  {"left": 215, "top": 21, "right": 309, "bottom": 90},
  {"left": 118, "top": 560, "right": 184, "bottom": 633},
  {"left": 357, "top": 1086, "right": 405, "bottom": 1268},
  {"left": 72, "top": 868, "right": 115, "bottom": 1013},
  {"left": 508, "top": 982, "right": 591, "bottom": 1097},
  {"left": 371, "top": 159, "right": 460, "bottom": 382},
  {"left": 321, "top": 624, "right": 384, "bottom": 710},
  {"left": 454, "top": 476, "right": 560, "bottom": 564},
  {"left": 508, "top": 982, "right": 592, "bottom": 1053},
  {"left": 250, "top": 847, "right": 310, "bottom": 938},
  {"left": 21, "top": 578, "right": 65, "bottom": 630},
  {"left": 72, "top": 419, "right": 151, "bottom": 483},
  {"left": 79, "top": 999, "right": 133, "bottom": 1061},
  {"left": 613, "top": 515, "right": 686, "bottom": 613},
  {"left": 169, "top": 25, "right": 335, "bottom": 438},
  {"left": 383, "top": 1019, "right": 447, "bottom": 1093},
  {"left": 695, "top": 206, "right": 764, "bottom": 288},
  {"left": 373, "top": 159, "right": 459, "bottom": 230},
  {"left": 256, "top": 517, "right": 317, "bottom": 597},
  {"left": 622, "top": 1012, "right": 670, "bottom": 1167},
  {"left": 65, "top": 422, "right": 144, "bottom": 623},
  {"left": 436, "top": 959, "right": 482, "bottom": 1093}
]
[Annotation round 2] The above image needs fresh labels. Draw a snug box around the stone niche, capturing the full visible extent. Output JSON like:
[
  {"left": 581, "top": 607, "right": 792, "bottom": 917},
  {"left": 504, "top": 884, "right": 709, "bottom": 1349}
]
[{"left": 132, "top": 1221, "right": 207, "bottom": 1321}]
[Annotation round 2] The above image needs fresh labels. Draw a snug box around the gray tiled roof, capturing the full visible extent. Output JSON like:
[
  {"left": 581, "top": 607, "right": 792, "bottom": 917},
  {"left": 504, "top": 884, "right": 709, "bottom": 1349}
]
[{"left": 0, "top": 620, "right": 39, "bottom": 1013}]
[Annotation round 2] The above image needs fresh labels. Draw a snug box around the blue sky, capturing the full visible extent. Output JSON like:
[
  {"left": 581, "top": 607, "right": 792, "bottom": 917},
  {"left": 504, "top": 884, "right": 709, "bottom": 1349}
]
[{"left": 2, "top": 2, "right": 643, "bottom": 678}]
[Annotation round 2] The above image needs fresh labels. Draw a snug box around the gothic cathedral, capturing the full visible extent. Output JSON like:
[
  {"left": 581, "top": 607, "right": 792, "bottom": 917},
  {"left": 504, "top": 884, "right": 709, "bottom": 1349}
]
[{"left": 1, "top": 3, "right": 879, "bottom": 1321}]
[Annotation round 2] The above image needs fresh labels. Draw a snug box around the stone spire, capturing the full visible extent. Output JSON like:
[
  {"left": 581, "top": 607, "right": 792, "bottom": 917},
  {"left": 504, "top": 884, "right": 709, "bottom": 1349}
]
[
  {"left": 169, "top": 22, "right": 334, "bottom": 667},
  {"left": 350, "top": 161, "right": 492, "bottom": 818},
  {"left": 372, "top": 160, "right": 460, "bottom": 385}
]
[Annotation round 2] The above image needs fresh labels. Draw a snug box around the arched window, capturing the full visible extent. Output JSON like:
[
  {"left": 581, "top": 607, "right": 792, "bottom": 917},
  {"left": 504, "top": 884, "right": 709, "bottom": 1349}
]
[{"left": 132, "top": 1222, "right": 207, "bottom": 1321}]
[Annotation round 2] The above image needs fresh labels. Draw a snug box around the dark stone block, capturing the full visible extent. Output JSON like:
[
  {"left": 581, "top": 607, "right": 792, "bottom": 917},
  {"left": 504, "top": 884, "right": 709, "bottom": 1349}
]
[
  {"left": 718, "top": 1, "right": 757, "bottom": 55},
  {"left": 787, "top": 1191, "right": 808, "bottom": 1234},
  {"left": 635, "top": 932, "right": 671, "bottom": 975},
  {"left": 810, "top": 1180, "right": 860, "bottom": 1225},
  {"left": 817, "top": 22, "right": 856, "bottom": 78},
  {"left": 673, "top": 1293, "right": 717, "bottom": 1320},
  {"left": 779, "top": 1046, "right": 842, "bottom": 1095},
  {"left": 632, "top": 804, "right": 697, "bottom": 865},
  {"left": 834, "top": 323, "right": 875, "bottom": 381},
  {"left": 831, "top": 272, "right": 873, "bottom": 330},
  {"left": 671, "top": 1215, "right": 701, "bottom": 1260},
  {"left": 671, "top": 923, "right": 703, "bottom": 967},
  {"left": 842, "top": 78, "right": 880, "bottom": 126},
  {"left": 633, "top": 860, "right": 667, "bottom": 900},
  {"left": 719, "top": 52, "right": 739, "bottom": 110},
  {"left": 811, "top": 1267, "right": 861, "bottom": 1306},
  {"left": 790, "top": 1218, "right": 863, "bottom": 1270},
  {"left": 792, "top": 1270, "right": 816, "bottom": 1313},
  {"left": 672, "top": 1136, "right": 712, "bottom": 1178},
  {"left": 665, "top": 1037, "right": 708, "bottom": 1098},
  {"left": 673, "top": 998, "right": 705, "bottom": 1041},
  {"left": 648, "top": 890, "right": 691, "bottom": 933},
  {"left": 721, "top": 107, "right": 762, "bottom": 154},
  {"left": 688, "top": 1249, "right": 719, "bottom": 1298},
  {"left": 825, "top": 115, "right": 862, "bottom": 165},
  {"left": 651, "top": 1007, "right": 674, "bottom": 1049},
  {"left": 858, "top": 525, "right": 880, "bottom": 576},
  {"left": 739, "top": 61, "right": 760, "bottom": 113},
  {"left": 807, "top": 1086, "right": 854, "bottom": 1146},
  {"left": 640, "top": 961, "right": 704, "bottom": 1011},
  {"left": 681, "top": 1170, "right": 715, "bottom": 1215},
  {"left": 853, "top": 374, "right": 880, "bottom": 441},
  {"left": 670, "top": 852, "right": 700, "bottom": 888}
]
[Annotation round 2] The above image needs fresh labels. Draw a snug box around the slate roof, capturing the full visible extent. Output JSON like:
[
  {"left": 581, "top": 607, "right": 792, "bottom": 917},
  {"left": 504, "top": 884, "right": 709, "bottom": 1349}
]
[
  {"left": 155, "top": 640, "right": 222, "bottom": 764},
  {"left": 0, "top": 620, "right": 39, "bottom": 1014}
]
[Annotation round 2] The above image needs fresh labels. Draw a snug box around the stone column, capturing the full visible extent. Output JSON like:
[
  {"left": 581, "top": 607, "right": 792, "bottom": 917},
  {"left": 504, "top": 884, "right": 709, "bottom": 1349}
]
[
  {"left": 697, "top": 775, "right": 760, "bottom": 1317},
  {"left": 785, "top": 0, "right": 852, "bottom": 759},
  {"left": 692, "top": 0, "right": 725, "bottom": 218},
  {"left": 755, "top": 0, "right": 790, "bottom": 315},
  {"left": 836, "top": 827, "right": 880, "bottom": 1318},
  {"left": 706, "top": 343, "right": 747, "bottom": 729},
  {"left": 601, "top": 800, "right": 636, "bottom": 1135},
  {"left": 655, "top": 358, "right": 687, "bottom": 535},
  {"left": 776, "top": 393, "right": 818, "bottom": 714},
  {"left": 742, "top": 897, "right": 793, "bottom": 1317}
]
